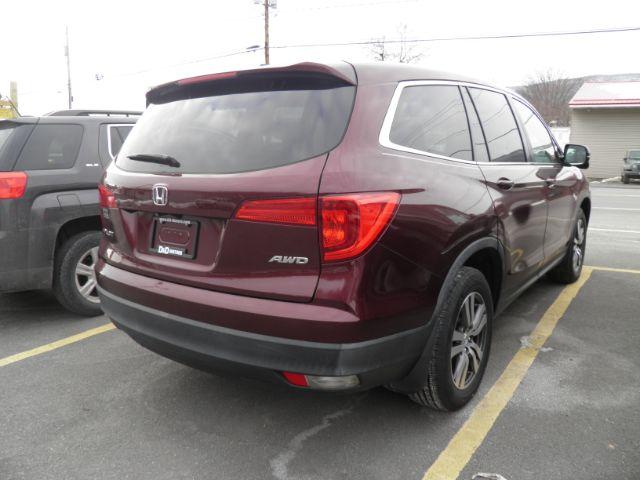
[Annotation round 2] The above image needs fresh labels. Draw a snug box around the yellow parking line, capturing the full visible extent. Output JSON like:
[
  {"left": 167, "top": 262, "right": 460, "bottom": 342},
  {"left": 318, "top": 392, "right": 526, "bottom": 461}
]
[
  {"left": 587, "top": 265, "right": 640, "bottom": 275},
  {"left": 0, "top": 323, "right": 116, "bottom": 368},
  {"left": 423, "top": 267, "right": 593, "bottom": 480}
]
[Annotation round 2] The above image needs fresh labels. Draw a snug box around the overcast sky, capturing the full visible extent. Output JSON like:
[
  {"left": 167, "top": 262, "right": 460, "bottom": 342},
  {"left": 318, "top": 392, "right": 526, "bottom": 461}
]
[{"left": 2, "top": 0, "right": 639, "bottom": 115}]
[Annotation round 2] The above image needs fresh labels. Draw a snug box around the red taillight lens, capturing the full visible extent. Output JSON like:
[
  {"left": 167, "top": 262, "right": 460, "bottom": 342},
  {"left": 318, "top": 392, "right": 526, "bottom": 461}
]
[
  {"left": 98, "top": 184, "right": 116, "bottom": 208},
  {"left": 235, "top": 197, "right": 317, "bottom": 226},
  {"left": 320, "top": 192, "right": 400, "bottom": 262},
  {"left": 0, "top": 172, "right": 27, "bottom": 199}
]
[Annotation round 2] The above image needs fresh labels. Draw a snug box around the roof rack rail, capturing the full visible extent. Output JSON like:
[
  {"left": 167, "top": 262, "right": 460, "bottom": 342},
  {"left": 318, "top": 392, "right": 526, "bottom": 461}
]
[{"left": 46, "top": 109, "right": 142, "bottom": 117}]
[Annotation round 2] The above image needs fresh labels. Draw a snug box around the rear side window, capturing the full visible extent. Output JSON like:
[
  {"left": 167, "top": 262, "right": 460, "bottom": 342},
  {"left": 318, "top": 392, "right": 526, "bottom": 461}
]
[
  {"left": 513, "top": 100, "right": 556, "bottom": 164},
  {"left": 108, "top": 125, "right": 134, "bottom": 159},
  {"left": 469, "top": 88, "right": 526, "bottom": 163},
  {"left": 388, "top": 85, "right": 472, "bottom": 161},
  {"left": 16, "top": 124, "right": 83, "bottom": 170},
  {"left": 117, "top": 86, "right": 355, "bottom": 174}
]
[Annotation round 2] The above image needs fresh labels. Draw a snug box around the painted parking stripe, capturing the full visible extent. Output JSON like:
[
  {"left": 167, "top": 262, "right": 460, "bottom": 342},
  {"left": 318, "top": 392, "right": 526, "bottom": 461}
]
[
  {"left": 593, "top": 207, "right": 640, "bottom": 211},
  {"left": 588, "top": 265, "right": 640, "bottom": 275},
  {"left": 422, "top": 267, "right": 593, "bottom": 480},
  {"left": 0, "top": 323, "right": 116, "bottom": 368},
  {"left": 590, "top": 228, "right": 640, "bottom": 234}
]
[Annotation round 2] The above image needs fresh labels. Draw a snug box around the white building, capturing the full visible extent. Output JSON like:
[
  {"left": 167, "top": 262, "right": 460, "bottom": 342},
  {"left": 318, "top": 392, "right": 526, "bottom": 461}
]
[{"left": 569, "top": 82, "right": 640, "bottom": 178}]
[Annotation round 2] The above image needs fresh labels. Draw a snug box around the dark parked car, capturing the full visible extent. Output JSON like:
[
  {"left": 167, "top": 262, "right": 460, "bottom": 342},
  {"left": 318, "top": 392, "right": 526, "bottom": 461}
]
[
  {"left": 96, "top": 62, "right": 590, "bottom": 409},
  {"left": 621, "top": 149, "right": 640, "bottom": 184},
  {"left": 0, "top": 110, "right": 138, "bottom": 315}
]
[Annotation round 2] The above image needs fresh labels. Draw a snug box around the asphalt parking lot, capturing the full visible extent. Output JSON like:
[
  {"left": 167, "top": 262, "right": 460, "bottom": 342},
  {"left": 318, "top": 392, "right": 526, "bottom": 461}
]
[{"left": 1, "top": 182, "right": 639, "bottom": 480}]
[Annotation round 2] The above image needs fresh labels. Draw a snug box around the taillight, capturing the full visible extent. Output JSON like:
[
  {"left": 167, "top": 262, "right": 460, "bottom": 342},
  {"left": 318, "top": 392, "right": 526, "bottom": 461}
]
[
  {"left": 233, "top": 192, "right": 400, "bottom": 263},
  {"left": 0, "top": 172, "right": 27, "bottom": 199},
  {"left": 98, "top": 184, "right": 116, "bottom": 208},
  {"left": 320, "top": 192, "right": 400, "bottom": 262},
  {"left": 235, "top": 197, "right": 316, "bottom": 226}
]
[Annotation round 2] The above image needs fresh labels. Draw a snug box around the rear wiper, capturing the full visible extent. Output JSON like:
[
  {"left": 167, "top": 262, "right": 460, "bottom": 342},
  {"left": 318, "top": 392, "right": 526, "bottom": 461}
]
[{"left": 127, "top": 153, "right": 181, "bottom": 168}]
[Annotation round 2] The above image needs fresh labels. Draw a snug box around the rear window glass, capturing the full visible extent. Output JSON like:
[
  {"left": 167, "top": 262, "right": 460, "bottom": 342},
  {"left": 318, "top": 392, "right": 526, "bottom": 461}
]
[
  {"left": 15, "top": 124, "right": 83, "bottom": 170},
  {"left": 469, "top": 88, "right": 526, "bottom": 163},
  {"left": 116, "top": 86, "right": 355, "bottom": 174},
  {"left": 0, "top": 122, "right": 34, "bottom": 171},
  {"left": 388, "top": 85, "right": 472, "bottom": 161}
]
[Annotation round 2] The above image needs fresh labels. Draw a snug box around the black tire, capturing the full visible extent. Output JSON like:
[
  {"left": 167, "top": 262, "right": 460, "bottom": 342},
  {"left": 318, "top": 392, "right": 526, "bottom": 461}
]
[
  {"left": 622, "top": 175, "right": 630, "bottom": 184},
  {"left": 409, "top": 267, "right": 493, "bottom": 411},
  {"left": 53, "top": 231, "right": 103, "bottom": 316},
  {"left": 548, "top": 209, "right": 587, "bottom": 284}
]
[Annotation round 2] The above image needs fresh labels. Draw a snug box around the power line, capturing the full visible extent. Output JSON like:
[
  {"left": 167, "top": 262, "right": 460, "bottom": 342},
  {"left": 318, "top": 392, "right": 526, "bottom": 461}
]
[{"left": 268, "top": 25, "right": 640, "bottom": 49}]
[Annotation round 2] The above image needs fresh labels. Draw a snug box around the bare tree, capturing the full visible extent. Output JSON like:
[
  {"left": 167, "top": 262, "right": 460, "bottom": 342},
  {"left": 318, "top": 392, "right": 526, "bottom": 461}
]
[
  {"left": 517, "top": 70, "right": 582, "bottom": 126},
  {"left": 369, "top": 25, "right": 424, "bottom": 64}
]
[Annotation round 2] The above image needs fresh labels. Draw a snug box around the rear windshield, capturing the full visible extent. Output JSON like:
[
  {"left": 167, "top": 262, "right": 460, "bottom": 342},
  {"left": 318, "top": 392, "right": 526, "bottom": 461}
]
[
  {"left": 0, "top": 122, "right": 34, "bottom": 171},
  {"left": 116, "top": 86, "right": 355, "bottom": 174}
]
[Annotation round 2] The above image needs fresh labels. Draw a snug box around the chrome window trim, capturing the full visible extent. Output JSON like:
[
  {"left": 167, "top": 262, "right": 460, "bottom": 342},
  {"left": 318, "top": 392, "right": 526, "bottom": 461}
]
[
  {"left": 106, "top": 123, "right": 134, "bottom": 160},
  {"left": 379, "top": 79, "right": 542, "bottom": 167}
]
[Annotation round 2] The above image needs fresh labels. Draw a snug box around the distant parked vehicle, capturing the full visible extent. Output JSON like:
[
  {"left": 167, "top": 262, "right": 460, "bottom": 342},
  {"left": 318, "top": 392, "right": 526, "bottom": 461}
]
[
  {"left": 621, "top": 149, "right": 640, "bottom": 184},
  {"left": 0, "top": 109, "right": 139, "bottom": 315}
]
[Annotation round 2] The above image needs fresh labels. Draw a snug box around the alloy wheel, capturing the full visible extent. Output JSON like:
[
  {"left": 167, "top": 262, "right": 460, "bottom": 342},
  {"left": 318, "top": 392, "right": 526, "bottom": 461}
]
[
  {"left": 572, "top": 217, "right": 586, "bottom": 273},
  {"left": 75, "top": 247, "right": 100, "bottom": 304},
  {"left": 451, "top": 292, "right": 488, "bottom": 390}
]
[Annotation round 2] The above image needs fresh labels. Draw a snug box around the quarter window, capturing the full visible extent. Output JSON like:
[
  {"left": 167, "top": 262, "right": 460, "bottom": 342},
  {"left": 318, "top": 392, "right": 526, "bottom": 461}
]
[
  {"left": 388, "top": 85, "right": 472, "bottom": 161},
  {"left": 513, "top": 100, "right": 557, "bottom": 164},
  {"left": 15, "top": 124, "right": 83, "bottom": 170},
  {"left": 469, "top": 89, "right": 526, "bottom": 163},
  {"left": 108, "top": 125, "right": 134, "bottom": 159}
]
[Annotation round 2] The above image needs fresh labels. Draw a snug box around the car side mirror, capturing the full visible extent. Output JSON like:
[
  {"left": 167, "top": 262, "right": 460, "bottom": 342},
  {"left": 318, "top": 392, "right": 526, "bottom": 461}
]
[{"left": 563, "top": 144, "right": 590, "bottom": 169}]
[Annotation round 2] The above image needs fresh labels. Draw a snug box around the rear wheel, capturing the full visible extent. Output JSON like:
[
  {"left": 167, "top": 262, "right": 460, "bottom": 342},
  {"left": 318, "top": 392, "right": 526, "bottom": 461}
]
[
  {"left": 409, "top": 267, "right": 493, "bottom": 411},
  {"left": 548, "top": 209, "right": 587, "bottom": 284},
  {"left": 53, "top": 231, "right": 102, "bottom": 316}
]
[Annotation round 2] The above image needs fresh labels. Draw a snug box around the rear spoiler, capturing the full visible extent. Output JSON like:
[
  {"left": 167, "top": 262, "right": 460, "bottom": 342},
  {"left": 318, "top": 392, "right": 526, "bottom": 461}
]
[{"left": 146, "top": 62, "right": 357, "bottom": 106}]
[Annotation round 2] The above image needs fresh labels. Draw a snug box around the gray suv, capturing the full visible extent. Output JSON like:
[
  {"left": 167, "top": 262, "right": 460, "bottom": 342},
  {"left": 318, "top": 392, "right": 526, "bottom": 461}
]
[
  {"left": 621, "top": 149, "right": 640, "bottom": 184},
  {"left": 0, "top": 109, "right": 138, "bottom": 315}
]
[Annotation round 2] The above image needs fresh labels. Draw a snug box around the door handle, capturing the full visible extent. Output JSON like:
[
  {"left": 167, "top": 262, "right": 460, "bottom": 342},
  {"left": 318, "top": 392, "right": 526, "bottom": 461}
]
[{"left": 497, "top": 177, "right": 515, "bottom": 190}]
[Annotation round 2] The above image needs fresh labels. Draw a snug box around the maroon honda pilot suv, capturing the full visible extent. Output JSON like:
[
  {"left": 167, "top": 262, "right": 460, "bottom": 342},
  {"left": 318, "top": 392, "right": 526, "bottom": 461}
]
[{"left": 96, "top": 62, "right": 590, "bottom": 410}]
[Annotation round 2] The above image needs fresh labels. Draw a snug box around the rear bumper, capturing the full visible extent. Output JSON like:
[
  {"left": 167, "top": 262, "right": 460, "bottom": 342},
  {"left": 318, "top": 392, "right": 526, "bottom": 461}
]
[{"left": 97, "top": 266, "right": 431, "bottom": 390}]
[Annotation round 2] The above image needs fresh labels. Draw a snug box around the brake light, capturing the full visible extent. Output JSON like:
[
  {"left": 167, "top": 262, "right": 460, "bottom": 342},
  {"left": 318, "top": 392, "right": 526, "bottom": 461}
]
[
  {"left": 235, "top": 197, "right": 316, "bottom": 226},
  {"left": 98, "top": 184, "right": 117, "bottom": 208},
  {"left": 320, "top": 192, "right": 400, "bottom": 262},
  {"left": 0, "top": 172, "right": 27, "bottom": 199}
]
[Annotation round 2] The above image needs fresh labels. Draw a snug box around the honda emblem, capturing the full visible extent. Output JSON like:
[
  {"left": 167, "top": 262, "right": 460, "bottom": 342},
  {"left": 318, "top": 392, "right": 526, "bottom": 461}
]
[{"left": 152, "top": 184, "right": 168, "bottom": 206}]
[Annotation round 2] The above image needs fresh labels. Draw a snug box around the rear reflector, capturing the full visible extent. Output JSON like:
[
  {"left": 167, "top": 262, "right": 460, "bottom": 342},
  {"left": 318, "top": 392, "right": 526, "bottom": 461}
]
[
  {"left": 235, "top": 197, "right": 316, "bottom": 226},
  {"left": 282, "top": 372, "right": 360, "bottom": 390},
  {"left": 320, "top": 192, "right": 400, "bottom": 262},
  {"left": 98, "top": 184, "right": 117, "bottom": 208},
  {"left": 0, "top": 172, "right": 27, "bottom": 199},
  {"left": 282, "top": 372, "right": 309, "bottom": 387}
]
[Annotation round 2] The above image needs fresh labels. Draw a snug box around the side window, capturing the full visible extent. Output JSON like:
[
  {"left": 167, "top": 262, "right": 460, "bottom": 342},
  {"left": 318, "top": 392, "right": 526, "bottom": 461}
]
[
  {"left": 108, "top": 125, "right": 133, "bottom": 159},
  {"left": 513, "top": 100, "right": 556, "bottom": 164},
  {"left": 461, "top": 88, "right": 489, "bottom": 163},
  {"left": 469, "top": 88, "right": 526, "bottom": 163},
  {"left": 16, "top": 124, "right": 83, "bottom": 170},
  {"left": 388, "top": 85, "right": 472, "bottom": 161}
]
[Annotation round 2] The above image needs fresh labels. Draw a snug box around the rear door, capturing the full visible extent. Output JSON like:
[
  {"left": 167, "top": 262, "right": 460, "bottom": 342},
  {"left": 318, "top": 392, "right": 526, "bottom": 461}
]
[
  {"left": 101, "top": 67, "right": 356, "bottom": 302},
  {"left": 511, "top": 99, "right": 579, "bottom": 261},
  {"left": 465, "top": 87, "right": 549, "bottom": 294}
]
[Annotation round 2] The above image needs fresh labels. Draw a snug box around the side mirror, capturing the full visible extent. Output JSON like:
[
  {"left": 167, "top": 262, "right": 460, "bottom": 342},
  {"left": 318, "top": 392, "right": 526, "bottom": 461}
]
[{"left": 564, "top": 144, "right": 590, "bottom": 169}]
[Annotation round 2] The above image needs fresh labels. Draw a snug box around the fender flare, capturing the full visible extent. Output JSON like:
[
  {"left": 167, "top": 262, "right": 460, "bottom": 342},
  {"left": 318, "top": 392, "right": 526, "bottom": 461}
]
[{"left": 388, "top": 236, "right": 505, "bottom": 394}]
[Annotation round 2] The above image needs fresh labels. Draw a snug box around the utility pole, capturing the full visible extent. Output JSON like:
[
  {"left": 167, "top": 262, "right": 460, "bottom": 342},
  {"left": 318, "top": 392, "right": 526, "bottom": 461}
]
[
  {"left": 256, "top": 0, "right": 276, "bottom": 65},
  {"left": 65, "top": 26, "right": 73, "bottom": 109},
  {"left": 264, "top": 0, "right": 270, "bottom": 65}
]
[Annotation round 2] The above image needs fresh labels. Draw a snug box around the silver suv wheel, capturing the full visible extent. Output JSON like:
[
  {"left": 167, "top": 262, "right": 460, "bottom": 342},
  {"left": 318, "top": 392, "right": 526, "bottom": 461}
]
[{"left": 74, "top": 246, "right": 99, "bottom": 304}]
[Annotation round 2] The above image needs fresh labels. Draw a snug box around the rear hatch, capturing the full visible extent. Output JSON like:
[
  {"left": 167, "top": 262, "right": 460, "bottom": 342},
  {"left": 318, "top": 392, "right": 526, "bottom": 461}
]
[{"left": 100, "top": 63, "right": 356, "bottom": 302}]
